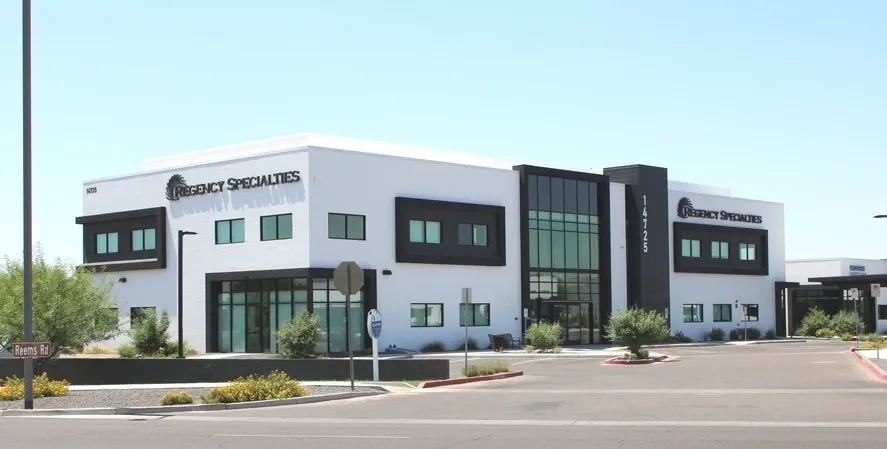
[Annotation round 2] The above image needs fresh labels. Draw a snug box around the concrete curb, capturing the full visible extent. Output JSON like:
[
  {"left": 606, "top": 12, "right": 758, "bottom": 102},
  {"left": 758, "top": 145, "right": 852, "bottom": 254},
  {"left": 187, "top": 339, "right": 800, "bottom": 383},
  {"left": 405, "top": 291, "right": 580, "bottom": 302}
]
[
  {"left": 417, "top": 371, "right": 523, "bottom": 389},
  {"left": 607, "top": 339, "right": 809, "bottom": 351},
  {"left": 849, "top": 348, "right": 887, "bottom": 382},
  {"left": 0, "top": 391, "right": 385, "bottom": 417},
  {"left": 604, "top": 355, "right": 669, "bottom": 365}
]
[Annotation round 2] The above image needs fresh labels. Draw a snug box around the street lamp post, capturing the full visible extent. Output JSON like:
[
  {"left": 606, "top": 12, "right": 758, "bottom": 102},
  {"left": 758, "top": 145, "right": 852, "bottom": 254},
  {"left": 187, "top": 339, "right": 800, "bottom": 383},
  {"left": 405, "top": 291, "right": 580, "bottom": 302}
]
[
  {"left": 22, "top": 0, "right": 34, "bottom": 410},
  {"left": 875, "top": 215, "right": 887, "bottom": 219},
  {"left": 177, "top": 230, "right": 197, "bottom": 359}
]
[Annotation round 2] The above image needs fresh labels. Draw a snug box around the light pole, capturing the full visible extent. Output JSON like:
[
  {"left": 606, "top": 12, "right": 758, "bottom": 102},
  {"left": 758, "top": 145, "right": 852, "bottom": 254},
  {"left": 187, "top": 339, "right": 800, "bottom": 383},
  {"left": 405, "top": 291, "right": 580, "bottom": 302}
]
[
  {"left": 177, "top": 230, "right": 197, "bottom": 359},
  {"left": 875, "top": 215, "right": 887, "bottom": 219},
  {"left": 22, "top": 0, "right": 34, "bottom": 410}
]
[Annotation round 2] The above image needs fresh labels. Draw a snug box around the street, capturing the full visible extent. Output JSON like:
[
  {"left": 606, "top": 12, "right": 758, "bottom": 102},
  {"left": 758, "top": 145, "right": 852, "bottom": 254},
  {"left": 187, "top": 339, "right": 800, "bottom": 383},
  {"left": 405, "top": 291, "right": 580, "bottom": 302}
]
[{"left": 3, "top": 341, "right": 886, "bottom": 448}]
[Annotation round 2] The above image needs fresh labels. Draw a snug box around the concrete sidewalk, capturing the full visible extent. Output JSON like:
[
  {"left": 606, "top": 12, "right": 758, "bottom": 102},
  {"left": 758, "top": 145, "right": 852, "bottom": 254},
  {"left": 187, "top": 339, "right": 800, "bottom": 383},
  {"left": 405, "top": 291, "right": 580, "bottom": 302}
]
[{"left": 67, "top": 380, "right": 414, "bottom": 392}]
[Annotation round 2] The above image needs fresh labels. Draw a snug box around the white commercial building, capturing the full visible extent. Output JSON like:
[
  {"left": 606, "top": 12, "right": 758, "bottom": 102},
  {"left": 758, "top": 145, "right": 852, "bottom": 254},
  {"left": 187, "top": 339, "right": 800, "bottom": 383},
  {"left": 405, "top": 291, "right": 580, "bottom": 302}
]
[{"left": 77, "top": 133, "right": 787, "bottom": 352}]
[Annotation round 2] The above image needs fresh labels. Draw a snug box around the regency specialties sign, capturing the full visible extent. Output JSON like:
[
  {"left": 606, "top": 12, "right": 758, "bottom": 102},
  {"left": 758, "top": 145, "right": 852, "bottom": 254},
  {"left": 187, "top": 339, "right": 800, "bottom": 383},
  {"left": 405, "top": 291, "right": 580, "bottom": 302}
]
[
  {"left": 165, "top": 170, "right": 301, "bottom": 201},
  {"left": 676, "top": 197, "right": 763, "bottom": 224}
]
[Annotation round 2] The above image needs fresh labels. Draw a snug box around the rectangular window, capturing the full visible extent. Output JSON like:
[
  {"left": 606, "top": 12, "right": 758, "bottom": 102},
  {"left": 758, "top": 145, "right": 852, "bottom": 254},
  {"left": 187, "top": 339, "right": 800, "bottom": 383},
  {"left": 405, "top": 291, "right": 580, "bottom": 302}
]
[
  {"left": 683, "top": 304, "right": 703, "bottom": 323},
  {"left": 681, "top": 239, "right": 700, "bottom": 258},
  {"left": 879, "top": 305, "right": 887, "bottom": 320},
  {"left": 742, "top": 304, "right": 759, "bottom": 322},
  {"left": 458, "top": 223, "right": 488, "bottom": 246},
  {"left": 740, "top": 243, "right": 757, "bottom": 261},
  {"left": 711, "top": 241, "right": 729, "bottom": 259},
  {"left": 131, "top": 228, "right": 156, "bottom": 251},
  {"left": 216, "top": 218, "right": 246, "bottom": 244},
  {"left": 410, "top": 303, "right": 444, "bottom": 327},
  {"left": 328, "top": 213, "right": 366, "bottom": 240},
  {"left": 96, "top": 232, "right": 119, "bottom": 254},
  {"left": 459, "top": 303, "right": 491, "bottom": 326},
  {"left": 408, "top": 220, "right": 441, "bottom": 244},
  {"left": 261, "top": 214, "right": 293, "bottom": 241},
  {"left": 713, "top": 304, "right": 732, "bottom": 322},
  {"left": 130, "top": 306, "right": 156, "bottom": 325}
]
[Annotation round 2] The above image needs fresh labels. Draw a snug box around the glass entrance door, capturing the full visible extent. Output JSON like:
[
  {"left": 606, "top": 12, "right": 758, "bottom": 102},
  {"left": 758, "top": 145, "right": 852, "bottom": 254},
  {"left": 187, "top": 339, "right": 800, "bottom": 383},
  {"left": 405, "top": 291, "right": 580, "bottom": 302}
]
[
  {"left": 245, "top": 304, "right": 263, "bottom": 353},
  {"left": 541, "top": 302, "right": 593, "bottom": 345}
]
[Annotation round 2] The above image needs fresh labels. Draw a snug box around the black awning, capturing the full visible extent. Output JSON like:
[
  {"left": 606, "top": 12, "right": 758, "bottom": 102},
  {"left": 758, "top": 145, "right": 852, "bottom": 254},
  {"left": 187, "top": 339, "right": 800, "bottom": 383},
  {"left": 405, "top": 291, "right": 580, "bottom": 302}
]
[{"left": 807, "top": 274, "right": 887, "bottom": 286}]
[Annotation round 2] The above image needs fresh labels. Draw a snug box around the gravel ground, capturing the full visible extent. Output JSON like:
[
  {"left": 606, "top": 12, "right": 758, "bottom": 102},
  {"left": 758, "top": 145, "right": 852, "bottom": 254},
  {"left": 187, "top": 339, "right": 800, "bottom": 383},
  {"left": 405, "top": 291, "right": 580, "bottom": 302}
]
[
  {"left": 871, "top": 357, "right": 887, "bottom": 373},
  {"left": 0, "top": 385, "right": 383, "bottom": 410}
]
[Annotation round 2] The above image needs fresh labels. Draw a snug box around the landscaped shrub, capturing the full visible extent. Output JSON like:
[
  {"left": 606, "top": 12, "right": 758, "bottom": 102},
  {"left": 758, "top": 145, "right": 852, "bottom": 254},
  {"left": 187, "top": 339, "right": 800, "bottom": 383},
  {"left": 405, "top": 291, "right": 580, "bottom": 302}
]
[
  {"left": 201, "top": 371, "right": 309, "bottom": 404},
  {"left": 117, "top": 344, "right": 138, "bottom": 359},
  {"left": 815, "top": 328, "right": 835, "bottom": 338},
  {"left": 456, "top": 336, "right": 479, "bottom": 350},
  {"left": 160, "top": 391, "right": 195, "bottom": 406},
  {"left": 707, "top": 327, "right": 726, "bottom": 342},
  {"left": 0, "top": 373, "right": 70, "bottom": 400},
  {"left": 81, "top": 346, "right": 117, "bottom": 355},
  {"left": 420, "top": 340, "right": 448, "bottom": 353},
  {"left": 840, "top": 333, "right": 855, "bottom": 342},
  {"left": 276, "top": 310, "right": 324, "bottom": 358},
  {"left": 523, "top": 344, "right": 536, "bottom": 353},
  {"left": 668, "top": 330, "right": 693, "bottom": 343},
  {"left": 829, "top": 311, "right": 863, "bottom": 337},
  {"left": 130, "top": 309, "right": 171, "bottom": 356},
  {"left": 745, "top": 327, "right": 761, "bottom": 340},
  {"left": 525, "top": 321, "right": 563, "bottom": 352},
  {"left": 729, "top": 328, "right": 742, "bottom": 341},
  {"left": 764, "top": 328, "right": 777, "bottom": 340},
  {"left": 161, "top": 340, "right": 199, "bottom": 358},
  {"left": 798, "top": 307, "right": 831, "bottom": 337},
  {"left": 462, "top": 361, "right": 509, "bottom": 377},
  {"left": 605, "top": 308, "right": 669, "bottom": 358}
]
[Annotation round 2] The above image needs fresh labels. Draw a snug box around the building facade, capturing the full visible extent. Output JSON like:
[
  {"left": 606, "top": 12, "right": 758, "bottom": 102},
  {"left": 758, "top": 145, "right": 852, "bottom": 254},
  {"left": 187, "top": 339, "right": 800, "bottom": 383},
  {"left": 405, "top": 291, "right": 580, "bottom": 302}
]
[{"left": 77, "top": 134, "right": 786, "bottom": 352}]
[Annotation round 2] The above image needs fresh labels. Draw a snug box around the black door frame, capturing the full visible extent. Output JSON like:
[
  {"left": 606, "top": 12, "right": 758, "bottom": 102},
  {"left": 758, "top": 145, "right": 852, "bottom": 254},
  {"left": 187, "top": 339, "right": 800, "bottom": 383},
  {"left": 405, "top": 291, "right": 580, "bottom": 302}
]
[{"left": 538, "top": 300, "right": 595, "bottom": 345}]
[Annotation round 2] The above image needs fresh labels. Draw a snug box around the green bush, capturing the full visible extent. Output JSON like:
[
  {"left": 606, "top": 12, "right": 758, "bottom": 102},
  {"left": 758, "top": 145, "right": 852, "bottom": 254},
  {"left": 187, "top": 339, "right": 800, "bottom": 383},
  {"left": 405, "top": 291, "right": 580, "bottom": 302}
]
[
  {"left": 840, "top": 333, "right": 855, "bottom": 342},
  {"left": 729, "top": 328, "right": 742, "bottom": 341},
  {"left": 117, "top": 344, "right": 137, "bottom": 358},
  {"left": 815, "top": 328, "right": 834, "bottom": 338},
  {"left": 276, "top": 310, "right": 324, "bottom": 358},
  {"left": 669, "top": 330, "right": 693, "bottom": 343},
  {"left": 0, "top": 373, "right": 70, "bottom": 400},
  {"left": 420, "top": 340, "right": 448, "bottom": 353},
  {"left": 130, "top": 309, "right": 170, "bottom": 356},
  {"left": 764, "top": 328, "right": 777, "bottom": 340},
  {"left": 707, "top": 327, "right": 726, "bottom": 341},
  {"left": 160, "top": 391, "right": 194, "bottom": 406},
  {"left": 201, "top": 371, "right": 309, "bottom": 404},
  {"left": 829, "top": 311, "right": 863, "bottom": 336},
  {"left": 523, "top": 344, "right": 536, "bottom": 353},
  {"left": 462, "top": 361, "right": 509, "bottom": 377},
  {"left": 161, "top": 340, "right": 199, "bottom": 358},
  {"left": 526, "top": 321, "right": 563, "bottom": 352},
  {"left": 745, "top": 327, "right": 761, "bottom": 340},
  {"left": 456, "top": 336, "right": 479, "bottom": 350},
  {"left": 605, "top": 308, "right": 669, "bottom": 357},
  {"left": 798, "top": 307, "right": 831, "bottom": 337}
]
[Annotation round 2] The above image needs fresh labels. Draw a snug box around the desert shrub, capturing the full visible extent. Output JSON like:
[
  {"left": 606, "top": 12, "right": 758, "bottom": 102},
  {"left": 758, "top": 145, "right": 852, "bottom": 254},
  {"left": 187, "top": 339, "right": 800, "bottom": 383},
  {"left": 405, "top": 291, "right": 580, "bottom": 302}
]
[
  {"left": 201, "top": 371, "right": 308, "bottom": 404},
  {"left": 81, "top": 346, "right": 117, "bottom": 355},
  {"left": 764, "top": 328, "right": 777, "bottom": 340},
  {"left": 745, "top": 327, "right": 761, "bottom": 340},
  {"left": 276, "top": 310, "right": 324, "bottom": 358},
  {"left": 161, "top": 340, "right": 199, "bottom": 358},
  {"left": 456, "top": 337, "right": 479, "bottom": 350},
  {"left": 117, "top": 344, "right": 138, "bottom": 359},
  {"left": 420, "top": 340, "right": 448, "bottom": 353},
  {"left": 462, "top": 361, "right": 509, "bottom": 377},
  {"left": 552, "top": 346, "right": 563, "bottom": 353},
  {"left": 729, "top": 328, "right": 742, "bottom": 341},
  {"left": 829, "top": 311, "right": 863, "bottom": 336},
  {"left": 860, "top": 334, "right": 887, "bottom": 349},
  {"left": 815, "top": 328, "right": 835, "bottom": 338},
  {"left": 526, "top": 321, "right": 563, "bottom": 352},
  {"left": 840, "top": 333, "right": 855, "bottom": 342},
  {"left": 708, "top": 327, "right": 726, "bottom": 342},
  {"left": 606, "top": 308, "right": 669, "bottom": 357},
  {"left": 523, "top": 344, "right": 536, "bottom": 353},
  {"left": 160, "top": 391, "right": 195, "bottom": 406},
  {"left": 130, "top": 309, "right": 171, "bottom": 356},
  {"left": 0, "top": 373, "right": 70, "bottom": 400},
  {"left": 863, "top": 333, "right": 883, "bottom": 342},
  {"left": 669, "top": 330, "right": 693, "bottom": 343},
  {"left": 798, "top": 307, "right": 831, "bottom": 336}
]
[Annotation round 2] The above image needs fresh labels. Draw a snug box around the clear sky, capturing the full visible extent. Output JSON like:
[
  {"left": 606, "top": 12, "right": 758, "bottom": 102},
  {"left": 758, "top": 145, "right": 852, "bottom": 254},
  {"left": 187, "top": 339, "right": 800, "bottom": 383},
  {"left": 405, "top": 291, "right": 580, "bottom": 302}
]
[{"left": 0, "top": 1, "right": 884, "bottom": 265}]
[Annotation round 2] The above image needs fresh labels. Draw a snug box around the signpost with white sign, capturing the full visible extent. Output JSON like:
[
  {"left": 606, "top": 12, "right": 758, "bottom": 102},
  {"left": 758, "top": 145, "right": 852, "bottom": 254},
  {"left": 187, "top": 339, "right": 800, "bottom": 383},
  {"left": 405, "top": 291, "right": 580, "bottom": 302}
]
[
  {"left": 849, "top": 288, "right": 861, "bottom": 348},
  {"left": 12, "top": 342, "right": 51, "bottom": 359},
  {"left": 333, "top": 261, "right": 364, "bottom": 391},
  {"left": 366, "top": 309, "right": 382, "bottom": 381},
  {"left": 872, "top": 284, "right": 881, "bottom": 298},
  {"left": 461, "top": 288, "right": 472, "bottom": 372}
]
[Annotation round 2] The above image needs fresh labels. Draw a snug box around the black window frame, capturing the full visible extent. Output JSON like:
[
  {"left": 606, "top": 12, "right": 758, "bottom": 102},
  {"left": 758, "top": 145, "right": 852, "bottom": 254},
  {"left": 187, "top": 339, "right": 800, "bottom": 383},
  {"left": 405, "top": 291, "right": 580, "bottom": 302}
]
[
  {"left": 131, "top": 228, "right": 156, "bottom": 252},
  {"left": 457, "top": 223, "right": 488, "bottom": 247},
  {"left": 681, "top": 238, "right": 701, "bottom": 258},
  {"left": 673, "top": 222, "right": 769, "bottom": 276},
  {"left": 739, "top": 243, "right": 757, "bottom": 261},
  {"left": 713, "top": 303, "right": 732, "bottom": 322},
  {"left": 742, "top": 303, "right": 759, "bottom": 322},
  {"left": 683, "top": 304, "right": 703, "bottom": 323},
  {"left": 260, "top": 213, "right": 293, "bottom": 241},
  {"left": 711, "top": 241, "right": 729, "bottom": 260},
  {"left": 130, "top": 306, "right": 156, "bottom": 325},
  {"left": 215, "top": 218, "right": 246, "bottom": 245},
  {"left": 96, "top": 232, "right": 119, "bottom": 254},
  {"left": 459, "top": 303, "right": 491, "bottom": 327},
  {"left": 410, "top": 303, "right": 444, "bottom": 328},
  {"left": 408, "top": 219, "right": 442, "bottom": 244},
  {"left": 328, "top": 213, "right": 366, "bottom": 241},
  {"left": 878, "top": 305, "right": 887, "bottom": 320}
]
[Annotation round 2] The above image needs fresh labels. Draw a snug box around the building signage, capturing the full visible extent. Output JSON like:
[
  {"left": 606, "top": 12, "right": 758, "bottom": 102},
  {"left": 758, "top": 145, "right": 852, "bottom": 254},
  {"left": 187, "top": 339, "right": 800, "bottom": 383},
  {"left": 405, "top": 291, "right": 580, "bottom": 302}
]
[
  {"left": 165, "top": 170, "right": 301, "bottom": 201},
  {"left": 849, "top": 265, "right": 866, "bottom": 275},
  {"left": 676, "top": 197, "right": 763, "bottom": 224}
]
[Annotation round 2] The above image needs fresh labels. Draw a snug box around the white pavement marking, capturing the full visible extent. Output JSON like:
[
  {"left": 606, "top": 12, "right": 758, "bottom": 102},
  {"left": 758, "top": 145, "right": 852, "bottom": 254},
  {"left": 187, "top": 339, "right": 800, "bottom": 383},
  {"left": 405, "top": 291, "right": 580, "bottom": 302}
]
[
  {"left": 675, "top": 351, "right": 846, "bottom": 358},
  {"left": 511, "top": 358, "right": 556, "bottom": 366},
  {"left": 449, "top": 358, "right": 481, "bottom": 364},
  {"left": 213, "top": 434, "right": 410, "bottom": 439},
  {"left": 813, "top": 361, "right": 837, "bottom": 364},
  {"left": 415, "top": 388, "right": 887, "bottom": 395}
]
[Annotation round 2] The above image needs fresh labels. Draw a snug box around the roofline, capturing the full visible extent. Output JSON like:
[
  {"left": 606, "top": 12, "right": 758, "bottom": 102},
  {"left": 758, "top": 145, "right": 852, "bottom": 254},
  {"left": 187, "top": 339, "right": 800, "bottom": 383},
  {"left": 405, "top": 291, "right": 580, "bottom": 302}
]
[{"left": 667, "top": 188, "right": 784, "bottom": 206}]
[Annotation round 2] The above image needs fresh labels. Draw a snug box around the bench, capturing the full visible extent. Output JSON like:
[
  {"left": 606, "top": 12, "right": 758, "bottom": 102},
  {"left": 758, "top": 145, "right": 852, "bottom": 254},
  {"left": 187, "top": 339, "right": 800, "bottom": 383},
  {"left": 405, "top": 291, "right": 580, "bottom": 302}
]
[{"left": 488, "top": 333, "right": 521, "bottom": 351}]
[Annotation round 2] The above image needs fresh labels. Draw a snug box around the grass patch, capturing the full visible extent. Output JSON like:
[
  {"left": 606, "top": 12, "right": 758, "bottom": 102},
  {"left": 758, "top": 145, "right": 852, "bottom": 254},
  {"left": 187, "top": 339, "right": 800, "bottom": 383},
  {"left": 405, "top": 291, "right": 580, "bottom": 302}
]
[
  {"left": 160, "top": 391, "right": 195, "bottom": 406},
  {"left": 201, "top": 371, "right": 308, "bottom": 404},
  {"left": 461, "top": 361, "right": 509, "bottom": 377},
  {"left": 0, "top": 373, "right": 70, "bottom": 401}
]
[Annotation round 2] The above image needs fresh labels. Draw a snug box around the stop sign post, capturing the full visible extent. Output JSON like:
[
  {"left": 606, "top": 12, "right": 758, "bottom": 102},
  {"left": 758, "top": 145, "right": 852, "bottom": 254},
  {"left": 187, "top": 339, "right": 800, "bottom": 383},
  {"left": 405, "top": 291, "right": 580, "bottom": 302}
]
[{"left": 334, "top": 261, "right": 364, "bottom": 391}]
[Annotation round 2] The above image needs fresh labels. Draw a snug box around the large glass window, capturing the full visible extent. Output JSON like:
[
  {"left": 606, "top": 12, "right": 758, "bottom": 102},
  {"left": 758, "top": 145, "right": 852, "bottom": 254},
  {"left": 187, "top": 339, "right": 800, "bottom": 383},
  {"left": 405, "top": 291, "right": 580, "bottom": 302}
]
[
  {"left": 681, "top": 239, "right": 701, "bottom": 258},
  {"left": 458, "top": 223, "right": 487, "bottom": 246},
  {"left": 96, "top": 232, "right": 119, "bottom": 254},
  {"left": 711, "top": 241, "right": 729, "bottom": 259},
  {"left": 328, "top": 213, "right": 366, "bottom": 240},
  {"left": 459, "top": 303, "right": 490, "bottom": 326},
  {"left": 713, "top": 304, "right": 732, "bottom": 322},
  {"left": 742, "top": 304, "right": 759, "bottom": 322},
  {"left": 683, "top": 304, "right": 703, "bottom": 323},
  {"left": 411, "top": 303, "right": 444, "bottom": 327},
  {"left": 740, "top": 243, "right": 757, "bottom": 261},
  {"left": 529, "top": 210, "right": 600, "bottom": 270},
  {"left": 132, "top": 228, "right": 156, "bottom": 251},
  {"left": 409, "top": 220, "right": 441, "bottom": 244},
  {"left": 260, "top": 214, "right": 293, "bottom": 241},
  {"left": 216, "top": 219, "right": 245, "bottom": 244}
]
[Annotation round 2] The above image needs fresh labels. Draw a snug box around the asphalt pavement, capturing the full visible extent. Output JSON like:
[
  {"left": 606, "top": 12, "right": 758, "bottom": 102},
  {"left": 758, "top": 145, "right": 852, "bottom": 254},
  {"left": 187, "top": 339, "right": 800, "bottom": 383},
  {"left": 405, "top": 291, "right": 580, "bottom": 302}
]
[{"left": 3, "top": 340, "right": 885, "bottom": 448}]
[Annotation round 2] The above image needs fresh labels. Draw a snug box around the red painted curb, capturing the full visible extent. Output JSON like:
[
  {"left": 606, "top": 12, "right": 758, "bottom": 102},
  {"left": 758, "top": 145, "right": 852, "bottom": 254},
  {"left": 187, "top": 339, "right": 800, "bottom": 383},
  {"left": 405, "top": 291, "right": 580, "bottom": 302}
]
[
  {"left": 849, "top": 348, "right": 887, "bottom": 381},
  {"left": 604, "top": 355, "right": 669, "bottom": 366},
  {"left": 417, "top": 371, "right": 524, "bottom": 389}
]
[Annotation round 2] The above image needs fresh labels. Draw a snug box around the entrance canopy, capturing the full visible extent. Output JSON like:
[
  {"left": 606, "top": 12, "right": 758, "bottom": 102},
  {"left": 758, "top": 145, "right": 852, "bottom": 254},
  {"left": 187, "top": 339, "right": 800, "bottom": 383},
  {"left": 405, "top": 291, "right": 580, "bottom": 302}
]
[{"left": 807, "top": 274, "right": 887, "bottom": 287}]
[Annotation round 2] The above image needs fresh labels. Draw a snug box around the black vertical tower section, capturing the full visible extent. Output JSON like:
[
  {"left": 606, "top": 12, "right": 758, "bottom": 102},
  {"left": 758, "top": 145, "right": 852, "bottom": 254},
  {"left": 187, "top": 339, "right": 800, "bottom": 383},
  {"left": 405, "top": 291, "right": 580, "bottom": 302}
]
[{"left": 602, "top": 165, "right": 671, "bottom": 316}]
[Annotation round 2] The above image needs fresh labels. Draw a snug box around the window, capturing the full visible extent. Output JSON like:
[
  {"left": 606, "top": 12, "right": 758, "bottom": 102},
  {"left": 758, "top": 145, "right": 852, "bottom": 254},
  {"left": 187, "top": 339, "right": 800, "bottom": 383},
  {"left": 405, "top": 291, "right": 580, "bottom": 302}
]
[
  {"left": 130, "top": 307, "right": 156, "bottom": 325},
  {"left": 742, "top": 304, "right": 759, "bottom": 322},
  {"left": 131, "top": 228, "right": 156, "bottom": 251},
  {"left": 409, "top": 220, "right": 441, "bottom": 244},
  {"left": 740, "top": 243, "right": 757, "bottom": 261},
  {"left": 711, "top": 241, "right": 729, "bottom": 259},
  {"left": 681, "top": 239, "right": 701, "bottom": 258},
  {"left": 713, "top": 304, "right": 732, "bottom": 322},
  {"left": 459, "top": 303, "right": 491, "bottom": 326},
  {"left": 96, "top": 232, "right": 119, "bottom": 254},
  {"left": 879, "top": 305, "right": 887, "bottom": 320},
  {"left": 328, "top": 213, "right": 365, "bottom": 240},
  {"left": 261, "top": 214, "right": 293, "bottom": 241},
  {"left": 97, "top": 308, "right": 118, "bottom": 328},
  {"left": 683, "top": 304, "right": 703, "bottom": 323},
  {"left": 216, "top": 219, "right": 245, "bottom": 244},
  {"left": 410, "top": 303, "right": 444, "bottom": 327},
  {"left": 458, "top": 223, "right": 488, "bottom": 246}
]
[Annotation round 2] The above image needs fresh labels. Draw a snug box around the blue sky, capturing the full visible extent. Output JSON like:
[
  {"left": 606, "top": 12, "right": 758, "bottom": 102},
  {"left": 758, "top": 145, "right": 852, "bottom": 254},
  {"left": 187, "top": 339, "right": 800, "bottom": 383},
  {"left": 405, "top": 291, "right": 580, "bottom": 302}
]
[{"left": 0, "top": 1, "right": 884, "bottom": 264}]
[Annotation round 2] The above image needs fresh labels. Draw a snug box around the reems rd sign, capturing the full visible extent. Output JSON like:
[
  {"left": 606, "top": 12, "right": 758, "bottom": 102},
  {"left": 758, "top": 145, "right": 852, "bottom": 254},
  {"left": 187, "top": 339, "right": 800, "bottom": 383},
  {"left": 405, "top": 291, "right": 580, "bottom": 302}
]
[{"left": 12, "top": 342, "right": 51, "bottom": 358}]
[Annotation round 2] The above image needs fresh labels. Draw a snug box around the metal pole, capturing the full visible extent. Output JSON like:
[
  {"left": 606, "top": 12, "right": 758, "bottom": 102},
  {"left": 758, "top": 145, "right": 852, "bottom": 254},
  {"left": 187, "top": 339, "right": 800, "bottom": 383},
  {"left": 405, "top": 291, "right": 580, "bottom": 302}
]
[
  {"left": 346, "top": 266, "right": 354, "bottom": 391},
  {"left": 177, "top": 230, "right": 184, "bottom": 358},
  {"left": 464, "top": 319, "right": 468, "bottom": 375},
  {"left": 22, "top": 0, "right": 34, "bottom": 411}
]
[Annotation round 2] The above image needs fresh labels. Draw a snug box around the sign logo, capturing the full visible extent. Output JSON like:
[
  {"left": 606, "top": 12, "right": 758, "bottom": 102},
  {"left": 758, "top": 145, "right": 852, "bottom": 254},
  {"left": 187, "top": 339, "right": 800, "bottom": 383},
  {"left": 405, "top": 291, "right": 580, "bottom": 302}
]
[
  {"left": 164, "top": 171, "right": 301, "bottom": 201},
  {"left": 849, "top": 264, "right": 866, "bottom": 275},
  {"left": 675, "top": 197, "right": 763, "bottom": 224}
]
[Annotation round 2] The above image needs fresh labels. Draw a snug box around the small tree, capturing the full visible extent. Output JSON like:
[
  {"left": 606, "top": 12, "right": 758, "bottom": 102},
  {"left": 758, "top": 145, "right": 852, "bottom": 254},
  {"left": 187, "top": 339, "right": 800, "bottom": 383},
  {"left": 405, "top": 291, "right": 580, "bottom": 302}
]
[
  {"left": 829, "top": 311, "right": 863, "bottom": 336},
  {"left": 130, "top": 309, "right": 171, "bottom": 356},
  {"left": 798, "top": 306, "right": 830, "bottom": 336},
  {"left": 606, "top": 307, "right": 669, "bottom": 358},
  {"left": 525, "top": 321, "right": 562, "bottom": 352},
  {"left": 0, "top": 248, "right": 121, "bottom": 371},
  {"left": 277, "top": 310, "right": 324, "bottom": 358}
]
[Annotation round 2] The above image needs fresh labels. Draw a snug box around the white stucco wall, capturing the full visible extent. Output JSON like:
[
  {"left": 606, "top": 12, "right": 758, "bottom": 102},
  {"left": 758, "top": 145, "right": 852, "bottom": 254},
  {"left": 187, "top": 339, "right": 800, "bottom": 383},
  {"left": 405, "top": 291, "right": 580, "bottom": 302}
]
[{"left": 609, "top": 183, "right": 628, "bottom": 314}]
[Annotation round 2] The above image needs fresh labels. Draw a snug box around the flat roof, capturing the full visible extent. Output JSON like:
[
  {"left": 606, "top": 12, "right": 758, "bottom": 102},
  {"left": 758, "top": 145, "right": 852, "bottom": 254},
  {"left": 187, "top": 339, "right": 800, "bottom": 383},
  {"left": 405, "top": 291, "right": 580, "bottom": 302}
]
[{"left": 807, "top": 274, "right": 887, "bottom": 286}]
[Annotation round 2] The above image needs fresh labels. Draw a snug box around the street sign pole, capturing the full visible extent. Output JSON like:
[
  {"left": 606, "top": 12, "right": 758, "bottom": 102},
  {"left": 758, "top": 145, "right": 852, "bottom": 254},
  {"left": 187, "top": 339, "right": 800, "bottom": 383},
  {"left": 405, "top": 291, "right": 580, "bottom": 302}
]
[
  {"left": 334, "top": 261, "right": 364, "bottom": 391},
  {"left": 850, "top": 288, "right": 860, "bottom": 348},
  {"left": 22, "top": 0, "right": 34, "bottom": 411},
  {"left": 462, "top": 288, "right": 472, "bottom": 375},
  {"left": 345, "top": 266, "right": 354, "bottom": 392}
]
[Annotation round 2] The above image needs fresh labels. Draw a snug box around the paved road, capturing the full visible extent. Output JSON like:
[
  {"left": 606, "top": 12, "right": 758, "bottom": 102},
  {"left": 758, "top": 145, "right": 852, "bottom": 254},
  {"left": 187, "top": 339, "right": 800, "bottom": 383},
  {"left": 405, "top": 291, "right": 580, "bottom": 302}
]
[{"left": 3, "top": 341, "right": 885, "bottom": 448}]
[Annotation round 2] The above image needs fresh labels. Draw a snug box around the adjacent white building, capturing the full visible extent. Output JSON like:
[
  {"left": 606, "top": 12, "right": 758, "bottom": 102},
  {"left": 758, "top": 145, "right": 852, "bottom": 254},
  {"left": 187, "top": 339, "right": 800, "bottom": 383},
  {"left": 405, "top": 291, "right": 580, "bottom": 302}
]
[{"left": 77, "top": 133, "right": 787, "bottom": 352}]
